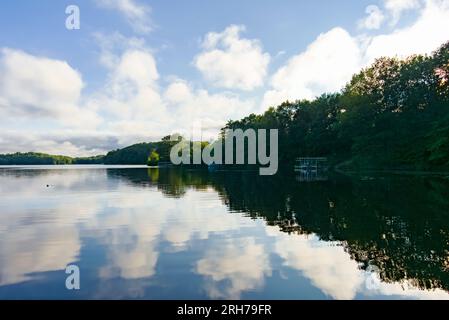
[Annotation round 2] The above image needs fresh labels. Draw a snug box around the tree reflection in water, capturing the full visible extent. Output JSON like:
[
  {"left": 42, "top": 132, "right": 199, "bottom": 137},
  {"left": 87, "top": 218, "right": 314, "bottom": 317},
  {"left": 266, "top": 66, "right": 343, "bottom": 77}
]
[{"left": 110, "top": 168, "right": 449, "bottom": 292}]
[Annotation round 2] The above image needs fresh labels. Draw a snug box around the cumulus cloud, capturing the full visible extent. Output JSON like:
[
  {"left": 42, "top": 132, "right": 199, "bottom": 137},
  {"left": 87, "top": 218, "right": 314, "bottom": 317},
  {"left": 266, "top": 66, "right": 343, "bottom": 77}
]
[
  {"left": 359, "top": 5, "right": 385, "bottom": 30},
  {"left": 262, "top": 28, "right": 362, "bottom": 107},
  {"left": 365, "top": 0, "right": 449, "bottom": 61},
  {"left": 384, "top": 0, "right": 422, "bottom": 26},
  {"left": 0, "top": 49, "right": 82, "bottom": 115},
  {"left": 82, "top": 31, "right": 256, "bottom": 144},
  {"left": 95, "top": 0, "right": 153, "bottom": 34},
  {"left": 89, "top": 45, "right": 255, "bottom": 143},
  {"left": 0, "top": 130, "right": 119, "bottom": 156},
  {"left": 194, "top": 25, "right": 270, "bottom": 91},
  {"left": 102, "top": 49, "right": 163, "bottom": 119},
  {"left": 262, "top": 0, "right": 449, "bottom": 108},
  {"left": 163, "top": 79, "right": 256, "bottom": 138},
  {"left": 93, "top": 32, "right": 146, "bottom": 69},
  {"left": 0, "top": 48, "right": 100, "bottom": 129}
]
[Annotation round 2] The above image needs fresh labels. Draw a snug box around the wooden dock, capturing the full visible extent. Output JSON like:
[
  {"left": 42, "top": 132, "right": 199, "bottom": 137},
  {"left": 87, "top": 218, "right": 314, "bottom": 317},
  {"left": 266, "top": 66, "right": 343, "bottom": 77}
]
[
  {"left": 294, "top": 157, "right": 328, "bottom": 172},
  {"left": 294, "top": 157, "right": 328, "bottom": 182}
]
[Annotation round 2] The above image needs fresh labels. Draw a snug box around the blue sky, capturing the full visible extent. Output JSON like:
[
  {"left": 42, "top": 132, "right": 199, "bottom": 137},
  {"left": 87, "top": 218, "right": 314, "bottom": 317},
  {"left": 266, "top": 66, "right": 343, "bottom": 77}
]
[
  {"left": 0, "top": 0, "right": 371, "bottom": 90},
  {"left": 0, "top": 0, "right": 448, "bottom": 156}
]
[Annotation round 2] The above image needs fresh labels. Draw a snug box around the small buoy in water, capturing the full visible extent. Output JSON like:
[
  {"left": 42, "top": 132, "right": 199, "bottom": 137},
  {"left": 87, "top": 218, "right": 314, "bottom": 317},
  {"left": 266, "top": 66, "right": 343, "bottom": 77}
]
[{"left": 46, "top": 185, "right": 50, "bottom": 188}]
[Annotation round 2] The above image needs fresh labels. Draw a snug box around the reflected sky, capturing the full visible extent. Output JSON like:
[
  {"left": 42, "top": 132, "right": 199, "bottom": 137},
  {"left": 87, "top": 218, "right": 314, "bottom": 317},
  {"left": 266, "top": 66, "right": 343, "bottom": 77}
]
[{"left": 0, "top": 166, "right": 448, "bottom": 300}]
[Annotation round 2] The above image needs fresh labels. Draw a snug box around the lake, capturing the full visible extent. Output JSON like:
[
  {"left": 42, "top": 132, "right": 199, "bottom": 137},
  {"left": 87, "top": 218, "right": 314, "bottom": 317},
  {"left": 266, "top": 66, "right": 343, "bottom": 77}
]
[{"left": 0, "top": 166, "right": 448, "bottom": 300}]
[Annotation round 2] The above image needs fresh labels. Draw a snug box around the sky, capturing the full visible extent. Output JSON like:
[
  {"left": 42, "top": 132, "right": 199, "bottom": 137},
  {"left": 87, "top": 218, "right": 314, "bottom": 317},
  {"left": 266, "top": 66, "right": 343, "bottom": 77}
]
[{"left": 0, "top": 0, "right": 448, "bottom": 156}]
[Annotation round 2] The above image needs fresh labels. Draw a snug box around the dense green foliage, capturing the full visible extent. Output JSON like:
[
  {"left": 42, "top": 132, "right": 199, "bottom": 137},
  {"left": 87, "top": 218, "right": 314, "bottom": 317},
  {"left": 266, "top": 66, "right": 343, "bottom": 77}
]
[
  {"left": 0, "top": 153, "right": 106, "bottom": 165},
  {"left": 225, "top": 42, "right": 449, "bottom": 170},
  {"left": 104, "top": 138, "right": 179, "bottom": 165},
  {"left": 0, "top": 139, "right": 178, "bottom": 166},
  {"left": 73, "top": 155, "right": 105, "bottom": 164},
  {"left": 103, "top": 143, "right": 154, "bottom": 164},
  {"left": 0, "top": 152, "right": 74, "bottom": 165},
  {"left": 147, "top": 150, "right": 160, "bottom": 166}
]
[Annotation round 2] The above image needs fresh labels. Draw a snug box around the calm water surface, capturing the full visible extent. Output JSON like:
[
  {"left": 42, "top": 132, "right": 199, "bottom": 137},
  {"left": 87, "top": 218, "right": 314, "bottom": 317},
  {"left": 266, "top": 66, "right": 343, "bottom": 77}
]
[{"left": 0, "top": 166, "right": 448, "bottom": 299}]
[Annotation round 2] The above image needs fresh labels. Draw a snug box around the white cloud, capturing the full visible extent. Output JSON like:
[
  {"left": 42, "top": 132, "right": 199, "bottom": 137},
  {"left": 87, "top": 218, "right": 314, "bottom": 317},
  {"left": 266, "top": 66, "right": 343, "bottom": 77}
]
[
  {"left": 359, "top": 5, "right": 385, "bottom": 30},
  {"left": 85, "top": 48, "right": 171, "bottom": 142},
  {"left": 90, "top": 47, "right": 255, "bottom": 140},
  {"left": 194, "top": 25, "right": 270, "bottom": 91},
  {"left": 0, "top": 48, "right": 100, "bottom": 129},
  {"left": 163, "top": 79, "right": 256, "bottom": 138},
  {"left": 0, "top": 130, "right": 118, "bottom": 156},
  {"left": 0, "top": 49, "right": 82, "bottom": 114},
  {"left": 262, "top": 27, "right": 362, "bottom": 107},
  {"left": 262, "top": 0, "right": 449, "bottom": 108},
  {"left": 384, "top": 0, "right": 422, "bottom": 26},
  {"left": 95, "top": 0, "right": 153, "bottom": 34},
  {"left": 93, "top": 32, "right": 146, "bottom": 69},
  {"left": 365, "top": 0, "right": 449, "bottom": 61},
  {"left": 114, "top": 50, "right": 159, "bottom": 88}
]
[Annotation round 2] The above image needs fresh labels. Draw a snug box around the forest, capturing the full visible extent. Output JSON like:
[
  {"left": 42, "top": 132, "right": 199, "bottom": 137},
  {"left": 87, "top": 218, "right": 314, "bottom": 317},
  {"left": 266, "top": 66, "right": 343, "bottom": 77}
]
[{"left": 0, "top": 139, "right": 177, "bottom": 166}]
